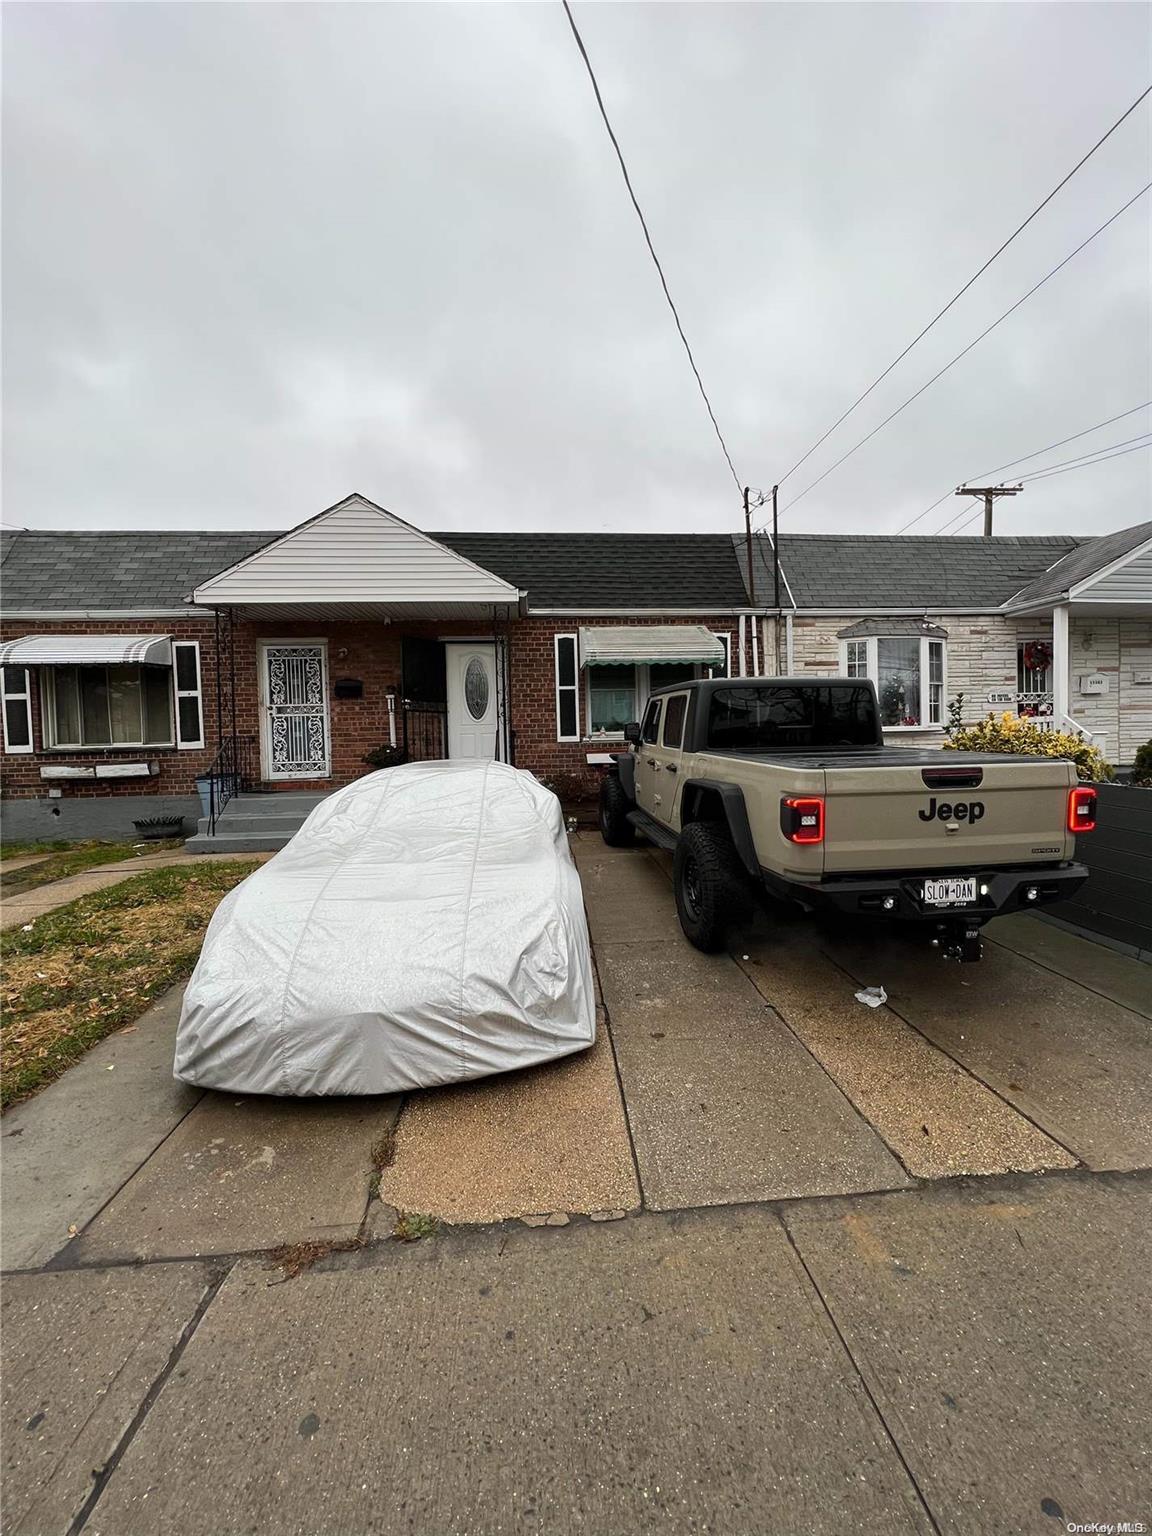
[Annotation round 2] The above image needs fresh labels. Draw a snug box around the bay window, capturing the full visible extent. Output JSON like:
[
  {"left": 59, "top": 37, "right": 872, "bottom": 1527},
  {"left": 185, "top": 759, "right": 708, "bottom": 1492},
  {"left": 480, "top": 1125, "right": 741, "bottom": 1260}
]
[{"left": 838, "top": 635, "right": 947, "bottom": 728}]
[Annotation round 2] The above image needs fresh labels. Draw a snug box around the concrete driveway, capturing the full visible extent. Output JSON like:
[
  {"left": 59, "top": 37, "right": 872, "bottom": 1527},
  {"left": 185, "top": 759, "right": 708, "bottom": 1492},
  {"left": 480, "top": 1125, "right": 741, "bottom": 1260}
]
[{"left": 3, "top": 830, "right": 1150, "bottom": 1534}]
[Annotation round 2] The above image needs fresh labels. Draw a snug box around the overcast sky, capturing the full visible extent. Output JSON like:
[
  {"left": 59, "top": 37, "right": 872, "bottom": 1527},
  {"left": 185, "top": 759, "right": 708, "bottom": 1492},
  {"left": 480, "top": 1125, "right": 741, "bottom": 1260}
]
[{"left": 3, "top": 1, "right": 1150, "bottom": 541}]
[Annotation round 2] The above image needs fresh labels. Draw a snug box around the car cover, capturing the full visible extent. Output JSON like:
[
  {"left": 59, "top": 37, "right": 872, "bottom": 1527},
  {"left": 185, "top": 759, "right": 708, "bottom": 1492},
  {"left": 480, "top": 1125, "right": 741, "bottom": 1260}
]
[{"left": 174, "top": 761, "right": 595, "bottom": 1095}]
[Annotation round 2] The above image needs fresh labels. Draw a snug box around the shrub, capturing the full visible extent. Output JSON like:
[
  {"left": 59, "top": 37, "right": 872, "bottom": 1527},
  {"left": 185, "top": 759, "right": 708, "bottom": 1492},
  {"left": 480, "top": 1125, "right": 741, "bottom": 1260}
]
[
  {"left": 362, "top": 744, "right": 409, "bottom": 771},
  {"left": 943, "top": 711, "right": 1113, "bottom": 783},
  {"left": 1133, "top": 739, "right": 1152, "bottom": 786}
]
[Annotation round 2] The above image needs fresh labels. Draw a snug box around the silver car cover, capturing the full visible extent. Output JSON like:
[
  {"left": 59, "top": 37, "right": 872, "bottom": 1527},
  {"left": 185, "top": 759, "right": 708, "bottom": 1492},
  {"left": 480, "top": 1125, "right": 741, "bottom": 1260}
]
[{"left": 174, "top": 761, "right": 595, "bottom": 1095}]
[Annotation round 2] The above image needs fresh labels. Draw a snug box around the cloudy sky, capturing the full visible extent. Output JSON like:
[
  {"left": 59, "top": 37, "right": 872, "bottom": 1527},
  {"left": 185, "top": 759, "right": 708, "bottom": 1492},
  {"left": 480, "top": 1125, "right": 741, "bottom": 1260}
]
[{"left": 3, "top": 1, "right": 1149, "bottom": 540}]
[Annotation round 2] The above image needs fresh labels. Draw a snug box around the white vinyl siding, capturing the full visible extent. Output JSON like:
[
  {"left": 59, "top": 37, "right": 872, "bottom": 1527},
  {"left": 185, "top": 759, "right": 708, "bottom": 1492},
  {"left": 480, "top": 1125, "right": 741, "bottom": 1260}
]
[
  {"left": 554, "top": 634, "right": 580, "bottom": 741},
  {"left": 1, "top": 666, "right": 33, "bottom": 753},
  {"left": 173, "top": 641, "right": 205, "bottom": 749},
  {"left": 193, "top": 496, "right": 520, "bottom": 609}
]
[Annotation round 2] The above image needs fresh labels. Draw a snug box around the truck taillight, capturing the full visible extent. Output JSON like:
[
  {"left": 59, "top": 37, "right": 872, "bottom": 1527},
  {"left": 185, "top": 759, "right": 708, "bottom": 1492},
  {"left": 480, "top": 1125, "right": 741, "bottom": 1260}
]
[
  {"left": 781, "top": 796, "right": 824, "bottom": 845},
  {"left": 1068, "top": 786, "right": 1097, "bottom": 834}
]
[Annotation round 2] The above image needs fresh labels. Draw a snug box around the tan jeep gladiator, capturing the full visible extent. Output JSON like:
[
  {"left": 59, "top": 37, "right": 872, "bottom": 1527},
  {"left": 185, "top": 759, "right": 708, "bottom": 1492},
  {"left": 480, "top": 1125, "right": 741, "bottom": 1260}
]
[{"left": 598, "top": 677, "right": 1094, "bottom": 962}]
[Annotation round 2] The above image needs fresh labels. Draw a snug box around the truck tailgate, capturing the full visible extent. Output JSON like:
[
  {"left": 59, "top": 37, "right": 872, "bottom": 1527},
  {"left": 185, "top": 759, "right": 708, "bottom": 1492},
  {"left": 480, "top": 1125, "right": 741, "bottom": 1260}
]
[{"left": 822, "top": 757, "right": 1075, "bottom": 872}]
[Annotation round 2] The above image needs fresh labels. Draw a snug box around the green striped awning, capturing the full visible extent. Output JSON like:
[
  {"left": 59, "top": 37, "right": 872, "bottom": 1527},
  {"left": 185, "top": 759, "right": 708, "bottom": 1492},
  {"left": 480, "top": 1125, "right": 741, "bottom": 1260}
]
[{"left": 578, "top": 625, "right": 725, "bottom": 667}]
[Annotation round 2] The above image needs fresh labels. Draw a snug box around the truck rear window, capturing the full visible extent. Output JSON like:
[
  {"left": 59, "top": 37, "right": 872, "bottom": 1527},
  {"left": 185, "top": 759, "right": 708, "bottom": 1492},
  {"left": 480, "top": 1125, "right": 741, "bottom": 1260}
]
[{"left": 707, "top": 685, "right": 877, "bottom": 752}]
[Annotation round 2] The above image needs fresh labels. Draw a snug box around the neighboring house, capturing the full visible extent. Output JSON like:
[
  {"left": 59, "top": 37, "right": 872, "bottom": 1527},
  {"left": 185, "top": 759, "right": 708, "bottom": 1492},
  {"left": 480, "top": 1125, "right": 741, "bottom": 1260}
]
[
  {"left": 749, "top": 521, "right": 1152, "bottom": 763},
  {"left": 1, "top": 494, "right": 1148, "bottom": 845}
]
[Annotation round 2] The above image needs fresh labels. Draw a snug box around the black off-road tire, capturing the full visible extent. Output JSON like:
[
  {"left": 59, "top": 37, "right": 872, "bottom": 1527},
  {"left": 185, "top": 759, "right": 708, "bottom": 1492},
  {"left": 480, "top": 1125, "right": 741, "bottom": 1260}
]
[
  {"left": 599, "top": 774, "right": 636, "bottom": 847},
  {"left": 674, "top": 822, "right": 750, "bottom": 952}
]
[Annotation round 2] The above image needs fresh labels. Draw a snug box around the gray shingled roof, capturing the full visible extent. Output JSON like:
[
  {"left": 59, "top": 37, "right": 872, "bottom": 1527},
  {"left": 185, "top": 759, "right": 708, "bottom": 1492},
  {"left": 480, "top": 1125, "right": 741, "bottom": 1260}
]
[
  {"left": 1004, "top": 518, "right": 1152, "bottom": 608},
  {"left": 1, "top": 531, "right": 271, "bottom": 611},
  {"left": 3, "top": 523, "right": 1136, "bottom": 617},
  {"left": 740, "top": 532, "right": 1086, "bottom": 609},
  {"left": 433, "top": 532, "right": 750, "bottom": 608}
]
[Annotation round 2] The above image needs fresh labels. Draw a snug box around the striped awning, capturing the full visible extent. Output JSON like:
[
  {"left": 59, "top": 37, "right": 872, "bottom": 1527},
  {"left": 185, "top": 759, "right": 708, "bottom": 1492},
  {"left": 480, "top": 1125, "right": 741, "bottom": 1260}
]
[
  {"left": 579, "top": 625, "right": 725, "bottom": 667},
  {"left": 0, "top": 634, "right": 173, "bottom": 666}
]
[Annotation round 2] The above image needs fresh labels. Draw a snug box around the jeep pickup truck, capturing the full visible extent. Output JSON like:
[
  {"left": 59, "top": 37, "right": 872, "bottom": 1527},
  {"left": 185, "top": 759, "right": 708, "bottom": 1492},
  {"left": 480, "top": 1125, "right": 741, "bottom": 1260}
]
[{"left": 598, "top": 677, "right": 1093, "bottom": 962}]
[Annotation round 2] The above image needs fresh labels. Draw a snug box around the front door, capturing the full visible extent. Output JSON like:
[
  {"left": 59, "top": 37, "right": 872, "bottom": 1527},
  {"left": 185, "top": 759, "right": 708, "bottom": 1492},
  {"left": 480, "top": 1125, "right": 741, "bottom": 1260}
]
[
  {"left": 446, "top": 643, "right": 498, "bottom": 759},
  {"left": 260, "top": 641, "right": 330, "bottom": 780}
]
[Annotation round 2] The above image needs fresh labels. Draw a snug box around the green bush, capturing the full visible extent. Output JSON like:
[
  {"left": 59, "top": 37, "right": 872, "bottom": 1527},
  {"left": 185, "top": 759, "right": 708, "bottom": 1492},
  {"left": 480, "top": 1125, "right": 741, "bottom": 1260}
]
[
  {"left": 1132, "top": 739, "right": 1152, "bottom": 786},
  {"left": 944, "top": 710, "right": 1113, "bottom": 783}
]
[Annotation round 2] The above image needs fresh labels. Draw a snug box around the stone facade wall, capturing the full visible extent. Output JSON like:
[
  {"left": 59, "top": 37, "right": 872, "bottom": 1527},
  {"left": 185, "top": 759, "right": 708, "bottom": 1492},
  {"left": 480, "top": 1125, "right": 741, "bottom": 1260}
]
[
  {"left": 788, "top": 612, "right": 1055, "bottom": 745},
  {"left": 1068, "top": 617, "right": 1152, "bottom": 766}
]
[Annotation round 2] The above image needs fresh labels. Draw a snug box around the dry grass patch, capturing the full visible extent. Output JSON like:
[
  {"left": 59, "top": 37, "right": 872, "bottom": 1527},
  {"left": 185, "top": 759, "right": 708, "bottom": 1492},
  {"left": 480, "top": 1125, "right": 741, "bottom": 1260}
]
[{"left": 1, "top": 860, "right": 259, "bottom": 1109}]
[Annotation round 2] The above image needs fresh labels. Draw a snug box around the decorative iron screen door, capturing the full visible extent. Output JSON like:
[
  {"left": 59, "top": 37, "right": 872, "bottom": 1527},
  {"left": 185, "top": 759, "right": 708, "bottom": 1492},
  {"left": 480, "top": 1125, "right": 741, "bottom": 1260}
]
[{"left": 261, "top": 643, "right": 330, "bottom": 779}]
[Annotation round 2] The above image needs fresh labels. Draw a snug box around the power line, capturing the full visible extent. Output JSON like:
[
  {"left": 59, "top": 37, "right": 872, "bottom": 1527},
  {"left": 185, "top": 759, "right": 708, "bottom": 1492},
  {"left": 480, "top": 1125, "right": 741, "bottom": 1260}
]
[
  {"left": 774, "top": 83, "right": 1152, "bottom": 490},
  {"left": 561, "top": 0, "right": 742, "bottom": 493},
  {"left": 1017, "top": 436, "right": 1152, "bottom": 485},
  {"left": 898, "top": 400, "right": 1152, "bottom": 533},
  {"left": 1015, "top": 431, "right": 1152, "bottom": 482},
  {"left": 947, "top": 437, "right": 1152, "bottom": 534},
  {"left": 774, "top": 180, "right": 1152, "bottom": 519}
]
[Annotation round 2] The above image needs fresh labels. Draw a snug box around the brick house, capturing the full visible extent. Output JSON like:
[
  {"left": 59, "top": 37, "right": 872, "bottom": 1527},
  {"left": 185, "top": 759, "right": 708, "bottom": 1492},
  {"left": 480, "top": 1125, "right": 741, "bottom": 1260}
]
[{"left": 1, "top": 495, "right": 1149, "bottom": 846}]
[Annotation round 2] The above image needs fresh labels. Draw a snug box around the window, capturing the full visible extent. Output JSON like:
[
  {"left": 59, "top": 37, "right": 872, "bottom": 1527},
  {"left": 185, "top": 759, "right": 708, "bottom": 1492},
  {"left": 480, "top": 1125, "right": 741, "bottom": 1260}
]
[
  {"left": 708, "top": 684, "right": 877, "bottom": 752},
  {"left": 554, "top": 634, "right": 579, "bottom": 741},
  {"left": 649, "top": 663, "right": 695, "bottom": 692},
  {"left": 587, "top": 664, "right": 636, "bottom": 735},
  {"left": 45, "top": 665, "right": 173, "bottom": 748},
  {"left": 640, "top": 697, "right": 663, "bottom": 744},
  {"left": 662, "top": 693, "right": 688, "bottom": 748},
  {"left": 845, "top": 641, "right": 868, "bottom": 678},
  {"left": 837, "top": 636, "right": 947, "bottom": 729},
  {"left": 173, "top": 641, "right": 205, "bottom": 749},
  {"left": 1, "top": 666, "right": 32, "bottom": 754}
]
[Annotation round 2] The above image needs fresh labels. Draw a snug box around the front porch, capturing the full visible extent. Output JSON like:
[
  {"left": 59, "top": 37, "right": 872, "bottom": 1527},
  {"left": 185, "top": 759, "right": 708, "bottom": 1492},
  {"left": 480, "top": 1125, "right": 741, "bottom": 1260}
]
[{"left": 187, "top": 494, "right": 526, "bottom": 848}]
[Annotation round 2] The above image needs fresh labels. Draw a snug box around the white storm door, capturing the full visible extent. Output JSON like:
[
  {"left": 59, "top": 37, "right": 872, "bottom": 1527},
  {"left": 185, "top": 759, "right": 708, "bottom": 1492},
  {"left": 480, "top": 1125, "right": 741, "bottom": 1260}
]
[
  {"left": 260, "top": 642, "right": 330, "bottom": 780},
  {"left": 446, "top": 643, "right": 498, "bottom": 760}
]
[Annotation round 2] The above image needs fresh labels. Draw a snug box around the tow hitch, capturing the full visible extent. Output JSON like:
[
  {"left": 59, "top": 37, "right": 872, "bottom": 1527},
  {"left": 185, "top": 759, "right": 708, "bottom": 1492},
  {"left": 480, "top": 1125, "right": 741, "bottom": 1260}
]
[{"left": 930, "top": 919, "right": 984, "bottom": 963}]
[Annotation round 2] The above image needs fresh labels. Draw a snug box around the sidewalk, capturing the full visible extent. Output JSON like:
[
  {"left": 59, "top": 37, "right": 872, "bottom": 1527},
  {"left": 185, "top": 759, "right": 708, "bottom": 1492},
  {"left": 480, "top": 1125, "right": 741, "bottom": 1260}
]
[
  {"left": 1, "top": 849, "right": 274, "bottom": 931},
  {"left": 2, "top": 834, "right": 1149, "bottom": 1533}
]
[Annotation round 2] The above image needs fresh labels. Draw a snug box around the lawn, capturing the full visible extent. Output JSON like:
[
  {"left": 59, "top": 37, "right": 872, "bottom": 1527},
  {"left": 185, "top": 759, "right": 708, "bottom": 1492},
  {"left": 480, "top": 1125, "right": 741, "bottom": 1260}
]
[
  {"left": 0, "top": 838, "right": 185, "bottom": 898},
  {"left": 1, "top": 860, "right": 259, "bottom": 1109}
]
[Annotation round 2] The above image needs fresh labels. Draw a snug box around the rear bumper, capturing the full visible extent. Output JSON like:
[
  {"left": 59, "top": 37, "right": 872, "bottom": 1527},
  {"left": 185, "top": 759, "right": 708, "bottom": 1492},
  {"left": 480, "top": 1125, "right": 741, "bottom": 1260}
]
[{"left": 765, "top": 862, "right": 1088, "bottom": 923}]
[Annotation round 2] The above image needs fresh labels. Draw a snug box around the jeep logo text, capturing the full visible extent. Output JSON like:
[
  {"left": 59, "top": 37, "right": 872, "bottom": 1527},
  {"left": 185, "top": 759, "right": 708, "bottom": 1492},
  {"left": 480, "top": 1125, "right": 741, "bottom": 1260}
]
[{"left": 919, "top": 797, "right": 985, "bottom": 824}]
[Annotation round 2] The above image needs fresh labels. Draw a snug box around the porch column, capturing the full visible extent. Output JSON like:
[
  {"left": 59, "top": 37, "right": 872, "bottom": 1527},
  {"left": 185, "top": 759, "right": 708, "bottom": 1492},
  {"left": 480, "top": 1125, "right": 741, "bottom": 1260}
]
[{"left": 1052, "top": 604, "right": 1070, "bottom": 724}]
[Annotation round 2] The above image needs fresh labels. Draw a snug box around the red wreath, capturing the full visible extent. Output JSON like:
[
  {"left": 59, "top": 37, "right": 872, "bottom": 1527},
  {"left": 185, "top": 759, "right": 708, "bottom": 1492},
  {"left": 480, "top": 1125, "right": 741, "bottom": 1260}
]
[{"left": 1022, "top": 640, "right": 1052, "bottom": 673}]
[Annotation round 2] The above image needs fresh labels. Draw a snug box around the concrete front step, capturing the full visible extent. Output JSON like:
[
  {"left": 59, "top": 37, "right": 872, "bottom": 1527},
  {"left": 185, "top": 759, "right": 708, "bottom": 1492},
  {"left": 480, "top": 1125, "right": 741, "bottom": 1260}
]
[
  {"left": 185, "top": 791, "right": 330, "bottom": 854},
  {"left": 184, "top": 831, "right": 295, "bottom": 854},
  {"left": 194, "top": 813, "right": 312, "bottom": 837}
]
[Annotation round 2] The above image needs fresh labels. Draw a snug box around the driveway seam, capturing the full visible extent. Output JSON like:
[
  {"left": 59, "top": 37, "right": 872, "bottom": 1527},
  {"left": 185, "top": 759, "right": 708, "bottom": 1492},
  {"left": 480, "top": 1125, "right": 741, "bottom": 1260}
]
[
  {"left": 813, "top": 942, "right": 1085, "bottom": 1169},
  {"left": 41, "top": 1080, "right": 208, "bottom": 1273},
  {"left": 777, "top": 1212, "right": 944, "bottom": 1536},
  {"left": 65, "top": 1261, "right": 233, "bottom": 1536},
  {"left": 589, "top": 936, "right": 648, "bottom": 1211},
  {"left": 985, "top": 930, "right": 1152, "bottom": 1019},
  {"left": 729, "top": 953, "right": 922, "bottom": 1185}
]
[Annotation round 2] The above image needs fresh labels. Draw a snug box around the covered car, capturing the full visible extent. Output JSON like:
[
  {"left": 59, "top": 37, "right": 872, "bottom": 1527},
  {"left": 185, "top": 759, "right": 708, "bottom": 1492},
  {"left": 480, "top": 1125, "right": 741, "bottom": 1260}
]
[{"left": 174, "top": 760, "right": 595, "bottom": 1095}]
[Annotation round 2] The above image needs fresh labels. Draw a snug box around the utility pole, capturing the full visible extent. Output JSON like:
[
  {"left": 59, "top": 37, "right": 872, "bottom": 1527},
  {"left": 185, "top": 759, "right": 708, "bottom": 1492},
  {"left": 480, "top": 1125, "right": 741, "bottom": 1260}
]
[
  {"left": 955, "top": 483, "right": 1022, "bottom": 536},
  {"left": 743, "top": 486, "right": 755, "bottom": 606},
  {"left": 772, "top": 483, "right": 782, "bottom": 677}
]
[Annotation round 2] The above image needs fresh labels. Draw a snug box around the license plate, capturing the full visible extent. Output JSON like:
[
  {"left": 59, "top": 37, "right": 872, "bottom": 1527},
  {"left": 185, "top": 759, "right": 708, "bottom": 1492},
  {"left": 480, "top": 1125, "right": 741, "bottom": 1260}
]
[{"left": 922, "top": 877, "right": 978, "bottom": 907}]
